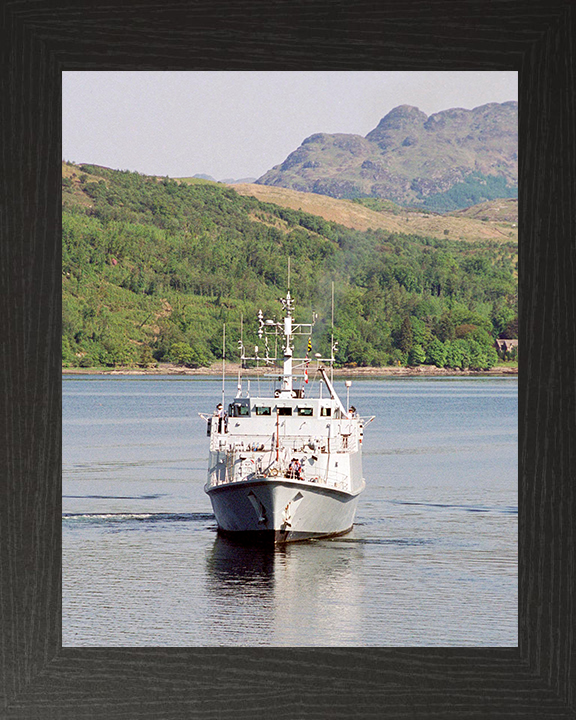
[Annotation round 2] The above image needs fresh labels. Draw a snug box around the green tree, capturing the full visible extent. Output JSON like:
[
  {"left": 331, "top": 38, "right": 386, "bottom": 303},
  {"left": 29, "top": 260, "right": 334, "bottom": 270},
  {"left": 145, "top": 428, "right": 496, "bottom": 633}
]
[
  {"left": 168, "top": 342, "right": 210, "bottom": 368},
  {"left": 410, "top": 316, "right": 431, "bottom": 347},
  {"left": 408, "top": 344, "right": 426, "bottom": 366},
  {"left": 467, "top": 340, "right": 494, "bottom": 371},
  {"left": 62, "top": 336, "right": 76, "bottom": 367},
  {"left": 426, "top": 338, "right": 447, "bottom": 368},
  {"left": 100, "top": 339, "right": 137, "bottom": 367},
  {"left": 399, "top": 317, "right": 413, "bottom": 354},
  {"left": 491, "top": 301, "right": 515, "bottom": 336},
  {"left": 435, "top": 314, "right": 456, "bottom": 342},
  {"left": 138, "top": 345, "right": 157, "bottom": 368},
  {"left": 444, "top": 340, "right": 465, "bottom": 369},
  {"left": 503, "top": 316, "right": 518, "bottom": 338},
  {"left": 485, "top": 344, "right": 499, "bottom": 369}
]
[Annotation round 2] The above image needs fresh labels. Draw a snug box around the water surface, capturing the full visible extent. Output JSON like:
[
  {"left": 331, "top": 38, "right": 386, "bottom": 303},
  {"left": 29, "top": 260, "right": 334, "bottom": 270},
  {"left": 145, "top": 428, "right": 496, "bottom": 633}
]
[{"left": 63, "top": 375, "right": 517, "bottom": 647}]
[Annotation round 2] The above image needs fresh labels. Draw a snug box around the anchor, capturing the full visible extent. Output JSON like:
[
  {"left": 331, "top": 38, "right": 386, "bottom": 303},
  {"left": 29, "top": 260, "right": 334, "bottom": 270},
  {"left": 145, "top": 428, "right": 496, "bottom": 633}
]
[{"left": 247, "top": 491, "right": 267, "bottom": 524}]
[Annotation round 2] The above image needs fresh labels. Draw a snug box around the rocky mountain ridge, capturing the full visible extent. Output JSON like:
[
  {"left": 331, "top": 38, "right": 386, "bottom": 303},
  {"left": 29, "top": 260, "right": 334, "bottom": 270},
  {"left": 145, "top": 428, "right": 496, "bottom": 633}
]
[{"left": 256, "top": 101, "right": 518, "bottom": 211}]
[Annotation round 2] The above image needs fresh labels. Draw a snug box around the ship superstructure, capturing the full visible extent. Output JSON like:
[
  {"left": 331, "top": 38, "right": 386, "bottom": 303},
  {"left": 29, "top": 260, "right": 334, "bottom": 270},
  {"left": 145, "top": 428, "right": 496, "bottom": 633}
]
[{"left": 201, "top": 289, "right": 373, "bottom": 543}]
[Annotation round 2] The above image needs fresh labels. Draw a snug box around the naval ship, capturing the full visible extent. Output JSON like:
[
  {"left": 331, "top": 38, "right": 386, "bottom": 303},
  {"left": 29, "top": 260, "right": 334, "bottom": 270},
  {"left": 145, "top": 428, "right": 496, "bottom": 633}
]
[{"left": 201, "top": 289, "right": 373, "bottom": 543}]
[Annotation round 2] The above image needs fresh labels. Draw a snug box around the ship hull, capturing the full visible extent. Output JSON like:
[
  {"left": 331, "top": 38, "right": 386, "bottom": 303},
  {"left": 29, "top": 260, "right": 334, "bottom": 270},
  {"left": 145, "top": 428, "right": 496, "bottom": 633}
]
[{"left": 205, "top": 478, "right": 364, "bottom": 544}]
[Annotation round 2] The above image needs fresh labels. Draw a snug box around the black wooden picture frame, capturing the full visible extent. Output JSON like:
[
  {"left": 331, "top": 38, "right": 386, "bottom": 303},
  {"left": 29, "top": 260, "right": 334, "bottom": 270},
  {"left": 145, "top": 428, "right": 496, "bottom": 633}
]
[{"left": 1, "top": 1, "right": 574, "bottom": 717}]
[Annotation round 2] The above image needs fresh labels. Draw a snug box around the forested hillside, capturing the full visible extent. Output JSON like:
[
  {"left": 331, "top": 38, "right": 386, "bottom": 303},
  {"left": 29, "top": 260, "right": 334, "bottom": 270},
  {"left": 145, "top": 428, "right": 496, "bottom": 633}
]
[{"left": 62, "top": 162, "right": 517, "bottom": 371}]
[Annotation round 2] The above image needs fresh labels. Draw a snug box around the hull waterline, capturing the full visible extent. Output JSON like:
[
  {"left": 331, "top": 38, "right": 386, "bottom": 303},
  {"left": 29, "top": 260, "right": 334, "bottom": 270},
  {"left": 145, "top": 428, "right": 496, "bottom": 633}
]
[{"left": 216, "top": 525, "right": 355, "bottom": 545}]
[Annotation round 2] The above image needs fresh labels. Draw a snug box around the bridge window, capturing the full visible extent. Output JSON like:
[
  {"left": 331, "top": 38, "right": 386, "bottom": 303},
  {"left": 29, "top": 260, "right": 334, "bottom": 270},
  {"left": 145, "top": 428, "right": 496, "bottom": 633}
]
[
  {"left": 297, "top": 407, "right": 313, "bottom": 416},
  {"left": 320, "top": 407, "right": 332, "bottom": 417},
  {"left": 232, "top": 404, "right": 250, "bottom": 417},
  {"left": 277, "top": 407, "right": 292, "bottom": 416},
  {"left": 255, "top": 406, "right": 271, "bottom": 416}
]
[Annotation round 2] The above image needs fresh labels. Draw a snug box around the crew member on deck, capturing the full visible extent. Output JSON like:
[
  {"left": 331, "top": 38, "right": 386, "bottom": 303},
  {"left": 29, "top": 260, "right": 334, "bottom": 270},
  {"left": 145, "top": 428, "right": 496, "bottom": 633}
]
[
  {"left": 216, "top": 403, "right": 227, "bottom": 433},
  {"left": 288, "top": 458, "right": 302, "bottom": 480}
]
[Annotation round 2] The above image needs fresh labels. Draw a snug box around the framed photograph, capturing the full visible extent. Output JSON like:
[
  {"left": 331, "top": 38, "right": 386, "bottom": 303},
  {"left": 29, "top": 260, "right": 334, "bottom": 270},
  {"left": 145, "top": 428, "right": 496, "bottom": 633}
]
[{"left": 2, "top": 1, "right": 573, "bottom": 717}]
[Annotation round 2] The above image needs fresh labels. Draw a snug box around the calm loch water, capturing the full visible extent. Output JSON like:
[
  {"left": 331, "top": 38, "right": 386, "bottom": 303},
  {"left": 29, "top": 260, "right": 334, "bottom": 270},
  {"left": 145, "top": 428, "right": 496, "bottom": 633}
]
[{"left": 62, "top": 375, "right": 517, "bottom": 647}]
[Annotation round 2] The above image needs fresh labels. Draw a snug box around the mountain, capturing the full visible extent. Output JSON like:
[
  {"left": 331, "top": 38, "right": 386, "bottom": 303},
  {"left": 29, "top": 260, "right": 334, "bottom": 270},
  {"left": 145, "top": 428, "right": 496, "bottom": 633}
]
[
  {"left": 189, "top": 174, "right": 258, "bottom": 184},
  {"left": 256, "top": 102, "right": 518, "bottom": 212},
  {"left": 219, "top": 176, "right": 257, "bottom": 184}
]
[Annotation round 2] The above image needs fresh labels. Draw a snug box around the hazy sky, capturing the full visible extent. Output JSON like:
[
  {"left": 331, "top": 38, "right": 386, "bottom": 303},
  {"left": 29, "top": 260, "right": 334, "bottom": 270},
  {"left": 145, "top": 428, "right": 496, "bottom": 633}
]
[{"left": 62, "top": 71, "right": 517, "bottom": 181}]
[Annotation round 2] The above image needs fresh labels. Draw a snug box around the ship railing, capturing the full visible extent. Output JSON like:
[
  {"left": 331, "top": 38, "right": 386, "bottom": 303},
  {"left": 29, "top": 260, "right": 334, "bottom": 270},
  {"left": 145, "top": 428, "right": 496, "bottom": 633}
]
[
  {"left": 304, "top": 467, "right": 351, "bottom": 492},
  {"left": 209, "top": 432, "right": 359, "bottom": 455},
  {"left": 207, "top": 453, "right": 352, "bottom": 492},
  {"left": 326, "top": 434, "right": 359, "bottom": 454},
  {"left": 209, "top": 435, "right": 274, "bottom": 454}
]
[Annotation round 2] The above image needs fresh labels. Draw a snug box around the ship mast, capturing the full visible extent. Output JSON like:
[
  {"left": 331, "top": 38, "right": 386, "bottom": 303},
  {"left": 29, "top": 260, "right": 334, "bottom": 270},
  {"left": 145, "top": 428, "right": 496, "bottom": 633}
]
[
  {"left": 245, "top": 260, "right": 317, "bottom": 395},
  {"left": 280, "top": 291, "right": 294, "bottom": 395}
]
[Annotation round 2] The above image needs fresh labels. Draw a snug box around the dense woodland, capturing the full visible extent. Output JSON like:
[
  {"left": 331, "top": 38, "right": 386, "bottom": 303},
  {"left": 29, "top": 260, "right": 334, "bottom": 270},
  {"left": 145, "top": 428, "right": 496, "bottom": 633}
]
[{"left": 62, "top": 163, "right": 518, "bottom": 370}]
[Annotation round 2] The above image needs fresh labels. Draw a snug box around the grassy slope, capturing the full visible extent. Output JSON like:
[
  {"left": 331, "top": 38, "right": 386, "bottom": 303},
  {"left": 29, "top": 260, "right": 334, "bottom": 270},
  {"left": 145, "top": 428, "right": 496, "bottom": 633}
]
[
  {"left": 229, "top": 183, "right": 518, "bottom": 243},
  {"left": 447, "top": 198, "right": 518, "bottom": 223}
]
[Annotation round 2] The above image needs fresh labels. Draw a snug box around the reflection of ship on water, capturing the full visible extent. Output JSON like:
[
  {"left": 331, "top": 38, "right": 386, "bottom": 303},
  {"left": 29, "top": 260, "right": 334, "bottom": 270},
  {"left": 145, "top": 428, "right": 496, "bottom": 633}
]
[
  {"left": 206, "top": 534, "right": 277, "bottom": 589},
  {"left": 205, "top": 535, "right": 365, "bottom": 645}
]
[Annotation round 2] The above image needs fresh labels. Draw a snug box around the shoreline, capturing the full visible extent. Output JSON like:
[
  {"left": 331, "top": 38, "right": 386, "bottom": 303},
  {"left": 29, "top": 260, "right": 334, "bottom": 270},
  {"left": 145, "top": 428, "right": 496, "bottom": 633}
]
[{"left": 62, "top": 362, "right": 518, "bottom": 378}]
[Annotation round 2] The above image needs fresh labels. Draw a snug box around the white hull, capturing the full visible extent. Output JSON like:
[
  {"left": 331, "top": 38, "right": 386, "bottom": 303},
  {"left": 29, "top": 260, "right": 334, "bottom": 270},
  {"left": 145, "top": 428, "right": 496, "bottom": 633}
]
[
  {"left": 201, "top": 290, "right": 373, "bottom": 545},
  {"left": 206, "top": 477, "right": 365, "bottom": 543}
]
